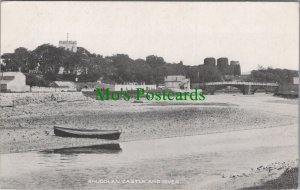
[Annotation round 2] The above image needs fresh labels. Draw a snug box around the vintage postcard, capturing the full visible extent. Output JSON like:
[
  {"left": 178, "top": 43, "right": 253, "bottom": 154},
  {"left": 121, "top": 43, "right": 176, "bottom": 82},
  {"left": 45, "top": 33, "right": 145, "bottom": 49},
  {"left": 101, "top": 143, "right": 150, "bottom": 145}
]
[{"left": 0, "top": 1, "right": 299, "bottom": 189}]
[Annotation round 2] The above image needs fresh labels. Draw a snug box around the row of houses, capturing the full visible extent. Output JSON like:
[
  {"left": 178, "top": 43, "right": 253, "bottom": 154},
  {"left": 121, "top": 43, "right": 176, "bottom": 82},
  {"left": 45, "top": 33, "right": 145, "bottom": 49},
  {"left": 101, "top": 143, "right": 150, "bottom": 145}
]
[
  {"left": 2, "top": 72, "right": 300, "bottom": 94},
  {"left": 0, "top": 72, "right": 191, "bottom": 92},
  {"left": 80, "top": 76, "right": 190, "bottom": 91}
]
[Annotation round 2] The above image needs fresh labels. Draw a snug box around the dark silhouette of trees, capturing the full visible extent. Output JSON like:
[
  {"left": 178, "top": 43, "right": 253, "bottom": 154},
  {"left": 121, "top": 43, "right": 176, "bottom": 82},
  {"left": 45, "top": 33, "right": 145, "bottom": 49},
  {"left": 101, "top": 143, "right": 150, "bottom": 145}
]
[
  {"left": 248, "top": 67, "right": 298, "bottom": 84},
  {"left": 1, "top": 44, "right": 250, "bottom": 86}
]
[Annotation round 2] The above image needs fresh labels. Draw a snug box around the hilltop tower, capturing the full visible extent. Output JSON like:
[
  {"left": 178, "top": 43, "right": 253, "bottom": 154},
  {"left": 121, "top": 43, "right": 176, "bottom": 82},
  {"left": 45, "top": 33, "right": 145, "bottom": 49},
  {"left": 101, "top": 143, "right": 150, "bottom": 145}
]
[{"left": 59, "top": 33, "right": 77, "bottom": 52}]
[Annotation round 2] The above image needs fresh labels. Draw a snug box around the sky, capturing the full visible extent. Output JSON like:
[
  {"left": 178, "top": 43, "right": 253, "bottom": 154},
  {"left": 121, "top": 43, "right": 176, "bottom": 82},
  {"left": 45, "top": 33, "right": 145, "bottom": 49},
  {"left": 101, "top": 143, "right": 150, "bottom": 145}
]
[{"left": 1, "top": 1, "right": 299, "bottom": 73}]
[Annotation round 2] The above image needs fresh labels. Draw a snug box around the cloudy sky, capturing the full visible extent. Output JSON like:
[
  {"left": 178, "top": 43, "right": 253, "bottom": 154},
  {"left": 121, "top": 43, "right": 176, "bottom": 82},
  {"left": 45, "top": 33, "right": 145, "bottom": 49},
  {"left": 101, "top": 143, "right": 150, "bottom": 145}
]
[{"left": 1, "top": 1, "right": 299, "bottom": 73}]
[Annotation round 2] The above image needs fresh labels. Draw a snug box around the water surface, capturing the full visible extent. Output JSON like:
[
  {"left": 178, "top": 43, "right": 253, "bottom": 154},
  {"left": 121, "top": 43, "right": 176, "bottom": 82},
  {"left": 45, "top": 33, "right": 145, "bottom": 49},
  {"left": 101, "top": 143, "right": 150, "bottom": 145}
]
[{"left": 0, "top": 125, "right": 297, "bottom": 189}]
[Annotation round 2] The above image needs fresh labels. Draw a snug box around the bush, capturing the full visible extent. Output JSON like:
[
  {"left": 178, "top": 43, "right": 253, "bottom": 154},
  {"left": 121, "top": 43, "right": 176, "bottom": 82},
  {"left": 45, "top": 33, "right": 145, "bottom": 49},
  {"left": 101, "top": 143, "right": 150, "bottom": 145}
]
[{"left": 25, "top": 74, "right": 51, "bottom": 87}]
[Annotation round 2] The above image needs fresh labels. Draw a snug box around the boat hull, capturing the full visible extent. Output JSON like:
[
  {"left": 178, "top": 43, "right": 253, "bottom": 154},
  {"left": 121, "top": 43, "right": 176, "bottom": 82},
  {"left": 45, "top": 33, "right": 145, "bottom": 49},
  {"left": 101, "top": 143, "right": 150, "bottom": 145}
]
[{"left": 54, "top": 126, "right": 121, "bottom": 140}]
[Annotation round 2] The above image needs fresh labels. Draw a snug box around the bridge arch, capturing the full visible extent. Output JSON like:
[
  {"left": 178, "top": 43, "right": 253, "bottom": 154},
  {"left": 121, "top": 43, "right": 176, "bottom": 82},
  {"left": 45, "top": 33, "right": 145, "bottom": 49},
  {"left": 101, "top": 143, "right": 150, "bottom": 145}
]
[
  {"left": 251, "top": 85, "right": 278, "bottom": 94},
  {"left": 251, "top": 86, "right": 268, "bottom": 94},
  {"left": 200, "top": 82, "right": 279, "bottom": 95},
  {"left": 209, "top": 84, "right": 245, "bottom": 95}
]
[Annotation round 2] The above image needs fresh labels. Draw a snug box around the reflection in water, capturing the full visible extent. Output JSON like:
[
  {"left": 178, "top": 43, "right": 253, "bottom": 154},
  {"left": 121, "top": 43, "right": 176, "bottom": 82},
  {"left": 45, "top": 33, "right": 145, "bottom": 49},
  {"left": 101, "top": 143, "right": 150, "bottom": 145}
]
[
  {"left": 0, "top": 128, "right": 297, "bottom": 189},
  {"left": 41, "top": 143, "right": 122, "bottom": 154},
  {"left": 0, "top": 143, "right": 123, "bottom": 181}
]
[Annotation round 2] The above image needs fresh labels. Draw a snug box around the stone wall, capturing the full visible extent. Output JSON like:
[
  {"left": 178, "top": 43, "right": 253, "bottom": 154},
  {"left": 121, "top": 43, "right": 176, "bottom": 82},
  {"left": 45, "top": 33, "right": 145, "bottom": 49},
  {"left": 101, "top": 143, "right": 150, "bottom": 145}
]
[{"left": 0, "top": 92, "right": 87, "bottom": 107}]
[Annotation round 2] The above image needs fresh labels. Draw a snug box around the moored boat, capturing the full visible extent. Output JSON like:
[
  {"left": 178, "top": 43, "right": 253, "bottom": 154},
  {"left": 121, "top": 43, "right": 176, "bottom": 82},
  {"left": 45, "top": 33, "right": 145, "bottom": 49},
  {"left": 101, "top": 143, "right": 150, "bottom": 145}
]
[{"left": 53, "top": 126, "right": 121, "bottom": 140}]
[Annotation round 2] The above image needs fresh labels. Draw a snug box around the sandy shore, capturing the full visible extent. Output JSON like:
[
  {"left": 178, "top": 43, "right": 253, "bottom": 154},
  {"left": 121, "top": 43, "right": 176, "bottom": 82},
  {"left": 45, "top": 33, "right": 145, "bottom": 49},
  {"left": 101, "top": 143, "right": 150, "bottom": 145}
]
[
  {"left": 0, "top": 93, "right": 297, "bottom": 153},
  {"left": 0, "top": 92, "right": 298, "bottom": 189}
]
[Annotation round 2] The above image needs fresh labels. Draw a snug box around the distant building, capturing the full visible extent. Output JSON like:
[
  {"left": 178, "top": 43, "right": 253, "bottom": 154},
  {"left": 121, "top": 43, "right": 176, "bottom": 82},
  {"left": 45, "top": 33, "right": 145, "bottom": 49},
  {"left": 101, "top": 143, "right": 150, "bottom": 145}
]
[
  {"left": 59, "top": 40, "right": 77, "bottom": 52},
  {"left": 0, "top": 72, "right": 28, "bottom": 92},
  {"left": 217, "top": 57, "right": 229, "bottom": 75},
  {"left": 293, "top": 77, "right": 299, "bottom": 85},
  {"left": 59, "top": 34, "right": 77, "bottom": 52},
  {"left": 230, "top": 61, "right": 239, "bottom": 65},
  {"left": 50, "top": 81, "right": 77, "bottom": 91},
  {"left": 164, "top": 75, "right": 190, "bottom": 90},
  {"left": 100, "top": 82, "right": 156, "bottom": 91},
  {"left": 204, "top": 57, "right": 216, "bottom": 67}
]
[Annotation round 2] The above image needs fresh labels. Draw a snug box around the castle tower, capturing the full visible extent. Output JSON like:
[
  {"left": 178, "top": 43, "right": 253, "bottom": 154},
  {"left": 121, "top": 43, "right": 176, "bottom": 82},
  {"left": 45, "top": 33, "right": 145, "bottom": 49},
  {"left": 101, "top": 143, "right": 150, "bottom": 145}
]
[{"left": 59, "top": 33, "right": 77, "bottom": 52}]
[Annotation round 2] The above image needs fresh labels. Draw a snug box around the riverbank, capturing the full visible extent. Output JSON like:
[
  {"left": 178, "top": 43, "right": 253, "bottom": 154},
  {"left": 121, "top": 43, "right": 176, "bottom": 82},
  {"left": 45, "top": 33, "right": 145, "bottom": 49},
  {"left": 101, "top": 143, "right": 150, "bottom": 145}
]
[
  {"left": 0, "top": 92, "right": 298, "bottom": 189},
  {"left": 216, "top": 155, "right": 298, "bottom": 189},
  {"left": 0, "top": 93, "right": 298, "bottom": 153},
  {"left": 0, "top": 93, "right": 297, "bottom": 153},
  {"left": 242, "top": 166, "right": 298, "bottom": 190},
  {"left": 0, "top": 124, "right": 297, "bottom": 189}
]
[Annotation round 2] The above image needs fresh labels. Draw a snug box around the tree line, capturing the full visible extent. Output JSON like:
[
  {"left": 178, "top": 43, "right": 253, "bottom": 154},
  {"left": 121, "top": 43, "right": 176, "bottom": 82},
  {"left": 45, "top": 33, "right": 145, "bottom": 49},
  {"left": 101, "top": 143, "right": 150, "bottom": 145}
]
[
  {"left": 1, "top": 44, "right": 241, "bottom": 86},
  {"left": 5, "top": 44, "right": 298, "bottom": 88},
  {"left": 247, "top": 66, "right": 298, "bottom": 85}
]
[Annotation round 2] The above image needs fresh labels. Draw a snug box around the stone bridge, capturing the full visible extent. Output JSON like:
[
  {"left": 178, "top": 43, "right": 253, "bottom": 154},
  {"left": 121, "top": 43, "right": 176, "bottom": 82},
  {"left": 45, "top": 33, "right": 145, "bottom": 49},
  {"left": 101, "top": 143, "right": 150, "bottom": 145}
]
[{"left": 193, "top": 82, "right": 279, "bottom": 95}]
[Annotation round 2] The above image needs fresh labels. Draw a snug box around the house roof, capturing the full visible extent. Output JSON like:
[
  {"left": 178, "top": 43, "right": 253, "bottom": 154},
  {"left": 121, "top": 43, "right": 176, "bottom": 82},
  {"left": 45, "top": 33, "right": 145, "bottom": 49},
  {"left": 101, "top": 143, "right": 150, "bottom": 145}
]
[
  {"left": 1, "top": 72, "right": 24, "bottom": 77},
  {"left": 0, "top": 72, "right": 25, "bottom": 83}
]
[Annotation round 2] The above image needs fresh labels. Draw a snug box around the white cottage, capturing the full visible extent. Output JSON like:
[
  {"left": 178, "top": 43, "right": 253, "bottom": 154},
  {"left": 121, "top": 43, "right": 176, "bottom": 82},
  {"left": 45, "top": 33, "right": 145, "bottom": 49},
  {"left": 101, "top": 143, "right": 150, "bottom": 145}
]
[
  {"left": 164, "top": 75, "right": 190, "bottom": 90},
  {"left": 0, "top": 72, "right": 28, "bottom": 92}
]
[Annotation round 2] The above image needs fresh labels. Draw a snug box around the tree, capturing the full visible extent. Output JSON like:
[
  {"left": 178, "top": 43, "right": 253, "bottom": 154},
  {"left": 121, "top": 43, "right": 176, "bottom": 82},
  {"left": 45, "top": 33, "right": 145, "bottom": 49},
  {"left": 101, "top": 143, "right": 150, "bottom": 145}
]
[
  {"left": 1, "top": 53, "right": 15, "bottom": 71},
  {"left": 146, "top": 55, "right": 166, "bottom": 68},
  {"left": 33, "top": 44, "right": 65, "bottom": 74},
  {"left": 131, "top": 59, "right": 154, "bottom": 84},
  {"left": 249, "top": 68, "right": 297, "bottom": 84},
  {"left": 199, "top": 64, "right": 222, "bottom": 82},
  {"left": 146, "top": 55, "right": 167, "bottom": 85},
  {"left": 14, "top": 47, "right": 30, "bottom": 72}
]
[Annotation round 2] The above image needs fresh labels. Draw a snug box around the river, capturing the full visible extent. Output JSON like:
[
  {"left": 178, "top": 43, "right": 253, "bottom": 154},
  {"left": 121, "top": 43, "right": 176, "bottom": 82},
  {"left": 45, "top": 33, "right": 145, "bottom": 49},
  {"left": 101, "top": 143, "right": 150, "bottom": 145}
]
[{"left": 0, "top": 124, "right": 297, "bottom": 189}]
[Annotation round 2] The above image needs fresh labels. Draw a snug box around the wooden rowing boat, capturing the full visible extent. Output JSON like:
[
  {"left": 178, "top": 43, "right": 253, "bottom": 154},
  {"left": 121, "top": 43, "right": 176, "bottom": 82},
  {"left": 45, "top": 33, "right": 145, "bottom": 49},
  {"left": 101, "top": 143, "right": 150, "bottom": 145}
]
[{"left": 53, "top": 126, "right": 121, "bottom": 140}]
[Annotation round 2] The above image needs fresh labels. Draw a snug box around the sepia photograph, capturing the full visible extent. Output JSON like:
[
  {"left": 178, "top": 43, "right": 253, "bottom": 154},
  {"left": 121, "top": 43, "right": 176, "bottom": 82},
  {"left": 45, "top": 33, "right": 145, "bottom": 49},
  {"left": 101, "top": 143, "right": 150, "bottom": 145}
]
[{"left": 0, "top": 1, "right": 299, "bottom": 189}]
